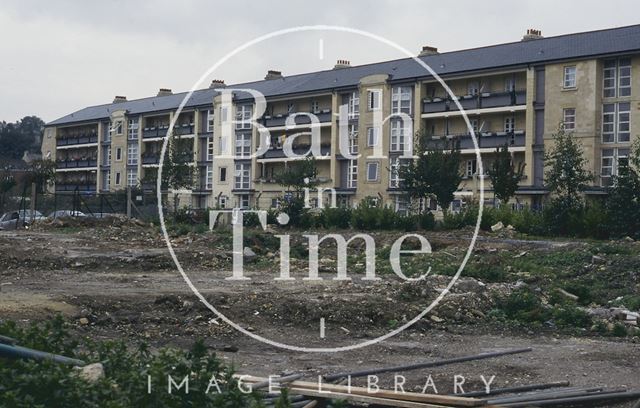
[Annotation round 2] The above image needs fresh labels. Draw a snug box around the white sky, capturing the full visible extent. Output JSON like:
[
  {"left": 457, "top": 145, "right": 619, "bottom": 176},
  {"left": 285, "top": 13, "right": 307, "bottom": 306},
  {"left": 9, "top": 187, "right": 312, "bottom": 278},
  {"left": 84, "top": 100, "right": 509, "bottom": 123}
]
[{"left": 1, "top": 0, "right": 638, "bottom": 123}]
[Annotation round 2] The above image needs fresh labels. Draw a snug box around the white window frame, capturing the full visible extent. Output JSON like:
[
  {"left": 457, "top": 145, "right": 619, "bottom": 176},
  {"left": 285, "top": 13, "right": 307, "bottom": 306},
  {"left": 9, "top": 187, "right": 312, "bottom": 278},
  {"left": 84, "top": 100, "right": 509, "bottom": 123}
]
[
  {"left": 310, "top": 100, "right": 320, "bottom": 114},
  {"left": 562, "top": 108, "right": 576, "bottom": 131},
  {"left": 395, "top": 196, "right": 408, "bottom": 215},
  {"left": 234, "top": 163, "right": 250, "bottom": 189},
  {"left": 348, "top": 92, "right": 359, "bottom": 119},
  {"left": 503, "top": 116, "right": 515, "bottom": 133},
  {"left": 367, "top": 127, "right": 380, "bottom": 147},
  {"left": 618, "top": 58, "right": 632, "bottom": 97},
  {"left": 504, "top": 77, "right": 516, "bottom": 92},
  {"left": 348, "top": 124, "right": 358, "bottom": 155},
  {"left": 389, "top": 157, "right": 404, "bottom": 188},
  {"left": 218, "top": 195, "right": 228, "bottom": 209},
  {"left": 465, "top": 159, "right": 477, "bottom": 177},
  {"left": 602, "top": 102, "right": 631, "bottom": 143},
  {"left": 115, "top": 147, "right": 122, "bottom": 162},
  {"left": 240, "top": 194, "right": 250, "bottom": 209},
  {"left": 366, "top": 161, "right": 379, "bottom": 182},
  {"left": 127, "top": 144, "right": 138, "bottom": 165},
  {"left": 603, "top": 60, "right": 617, "bottom": 98},
  {"left": 235, "top": 133, "right": 251, "bottom": 157},
  {"left": 390, "top": 120, "right": 411, "bottom": 152},
  {"left": 235, "top": 105, "right": 252, "bottom": 130},
  {"left": 206, "top": 109, "right": 215, "bottom": 132},
  {"left": 205, "top": 165, "right": 213, "bottom": 190},
  {"left": 601, "top": 148, "right": 630, "bottom": 186},
  {"left": 206, "top": 137, "right": 214, "bottom": 161},
  {"left": 127, "top": 118, "right": 138, "bottom": 140},
  {"left": 563, "top": 66, "right": 577, "bottom": 89},
  {"left": 367, "top": 89, "right": 382, "bottom": 111},
  {"left": 391, "top": 86, "right": 412, "bottom": 115},
  {"left": 347, "top": 159, "right": 358, "bottom": 188},
  {"left": 127, "top": 168, "right": 137, "bottom": 187},
  {"left": 111, "top": 120, "right": 123, "bottom": 136}
]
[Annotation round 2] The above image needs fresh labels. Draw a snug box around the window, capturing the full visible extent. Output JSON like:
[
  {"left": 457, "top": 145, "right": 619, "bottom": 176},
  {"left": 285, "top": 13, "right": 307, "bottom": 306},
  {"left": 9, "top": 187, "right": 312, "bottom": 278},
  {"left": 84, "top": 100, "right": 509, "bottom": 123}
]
[
  {"left": 310, "top": 100, "right": 319, "bottom": 114},
  {"left": 601, "top": 148, "right": 630, "bottom": 186},
  {"left": 348, "top": 92, "right": 359, "bottom": 119},
  {"left": 604, "top": 58, "right": 632, "bottom": 98},
  {"left": 206, "top": 137, "right": 214, "bottom": 161},
  {"left": 206, "top": 109, "right": 215, "bottom": 132},
  {"left": 602, "top": 103, "right": 631, "bottom": 143},
  {"left": 115, "top": 172, "right": 121, "bottom": 186},
  {"left": 563, "top": 66, "right": 577, "bottom": 89},
  {"left": 563, "top": 108, "right": 576, "bottom": 131},
  {"left": 503, "top": 116, "right": 515, "bottom": 133},
  {"left": 235, "top": 133, "right": 251, "bottom": 157},
  {"left": 348, "top": 124, "right": 358, "bottom": 154},
  {"left": 239, "top": 194, "right": 250, "bottom": 209},
  {"left": 128, "top": 118, "right": 138, "bottom": 140},
  {"left": 234, "top": 163, "right": 250, "bottom": 189},
  {"left": 287, "top": 103, "right": 296, "bottom": 114},
  {"left": 110, "top": 120, "right": 123, "bottom": 135},
  {"left": 347, "top": 160, "right": 358, "bottom": 188},
  {"left": 218, "top": 195, "right": 228, "bottom": 209},
  {"left": 505, "top": 77, "right": 516, "bottom": 92},
  {"left": 366, "top": 162, "right": 379, "bottom": 181},
  {"left": 236, "top": 105, "right": 252, "bottom": 129},
  {"left": 392, "top": 86, "right": 412, "bottom": 115},
  {"left": 367, "top": 89, "right": 381, "bottom": 111},
  {"left": 367, "top": 127, "right": 380, "bottom": 147},
  {"left": 389, "top": 157, "right": 404, "bottom": 188},
  {"left": 127, "top": 144, "right": 138, "bottom": 165},
  {"left": 127, "top": 168, "right": 137, "bottom": 187},
  {"left": 395, "top": 196, "right": 408, "bottom": 216},
  {"left": 205, "top": 165, "right": 213, "bottom": 190},
  {"left": 465, "top": 159, "right": 477, "bottom": 177},
  {"left": 115, "top": 147, "right": 122, "bottom": 161},
  {"left": 390, "top": 120, "right": 410, "bottom": 152},
  {"left": 470, "top": 119, "right": 479, "bottom": 134},
  {"left": 219, "top": 167, "right": 227, "bottom": 182},
  {"left": 467, "top": 81, "right": 479, "bottom": 96}
]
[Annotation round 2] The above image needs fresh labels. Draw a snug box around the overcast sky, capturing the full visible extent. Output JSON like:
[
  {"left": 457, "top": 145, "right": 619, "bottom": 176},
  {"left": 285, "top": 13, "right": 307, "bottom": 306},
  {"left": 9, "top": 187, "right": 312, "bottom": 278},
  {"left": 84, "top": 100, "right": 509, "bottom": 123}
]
[{"left": 1, "top": 0, "right": 638, "bottom": 124}]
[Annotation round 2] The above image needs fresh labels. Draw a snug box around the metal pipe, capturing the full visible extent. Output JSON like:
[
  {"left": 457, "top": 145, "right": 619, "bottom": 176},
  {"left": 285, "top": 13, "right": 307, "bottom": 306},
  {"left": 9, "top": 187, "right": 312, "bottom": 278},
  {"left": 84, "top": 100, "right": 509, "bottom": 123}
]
[
  {"left": 323, "top": 347, "right": 532, "bottom": 381},
  {"left": 455, "top": 380, "right": 570, "bottom": 397},
  {"left": 500, "top": 389, "right": 640, "bottom": 407},
  {"left": 0, "top": 342, "right": 85, "bottom": 366},
  {"left": 488, "top": 387, "right": 606, "bottom": 404},
  {"left": 252, "top": 373, "right": 304, "bottom": 390}
]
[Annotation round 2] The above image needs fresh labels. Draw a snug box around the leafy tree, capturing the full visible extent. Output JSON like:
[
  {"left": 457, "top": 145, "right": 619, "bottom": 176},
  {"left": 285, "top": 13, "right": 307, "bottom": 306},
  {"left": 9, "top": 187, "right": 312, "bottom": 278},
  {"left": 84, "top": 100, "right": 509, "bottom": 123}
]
[
  {"left": 273, "top": 157, "right": 318, "bottom": 197},
  {"left": 0, "top": 116, "right": 45, "bottom": 160},
  {"left": 400, "top": 129, "right": 462, "bottom": 214},
  {"left": 606, "top": 139, "right": 640, "bottom": 238},
  {"left": 544, "top": 126, "right": 593, "bottom": 204},
  {"left": 28, "top": 159, "right": 56, "bottom": 193},
  {"left": 488, "top": 143, "right": 525, "bottom": 205},
  {"left": 0, "top": 164, "right": 16, "bottom": 212},
  {"left": 162, "top": 132, "right": 199, "bottom": 212}
]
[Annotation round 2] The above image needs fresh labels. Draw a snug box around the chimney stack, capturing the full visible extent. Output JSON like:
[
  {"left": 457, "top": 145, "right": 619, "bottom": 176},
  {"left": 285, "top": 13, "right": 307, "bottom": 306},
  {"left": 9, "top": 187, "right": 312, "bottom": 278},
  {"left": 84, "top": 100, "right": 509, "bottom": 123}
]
[
  {"left": 333, "top": 59, "right": 351, "bottom": 69},
  {"left": 522, "top": 28, "right": 544, "bottom": 41},
  {"left": 157, "top": 88, "right": 173, "bottom": 96},
  {"left": 209, "top": 79, "right": 226, "bottom": 88},
  {"left": 113, "top": 95, "right": 127, "bottom": 103},
  {"left": 264, "top": 70, "right": 283, "bottom": 80},
  {"left": 419, "top": 45, "right": 439, "bottom": 57}
]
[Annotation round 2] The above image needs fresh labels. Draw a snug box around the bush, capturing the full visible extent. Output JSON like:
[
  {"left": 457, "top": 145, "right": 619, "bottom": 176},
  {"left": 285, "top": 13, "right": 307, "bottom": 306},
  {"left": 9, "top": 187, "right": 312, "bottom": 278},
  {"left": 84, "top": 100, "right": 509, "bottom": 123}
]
[
  {"left": 318, "top": 207, "right": 352, "bottom": 229},
  {"left": 0, "top": 316, "right": 275, "bottom": 407}
]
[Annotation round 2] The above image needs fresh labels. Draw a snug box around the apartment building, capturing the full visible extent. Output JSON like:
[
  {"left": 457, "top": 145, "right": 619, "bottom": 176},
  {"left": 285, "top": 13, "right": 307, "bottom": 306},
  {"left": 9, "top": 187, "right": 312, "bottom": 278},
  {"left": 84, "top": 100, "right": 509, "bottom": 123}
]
[{"left": 42, "top": 25, "right": 640, "bottom": 212}]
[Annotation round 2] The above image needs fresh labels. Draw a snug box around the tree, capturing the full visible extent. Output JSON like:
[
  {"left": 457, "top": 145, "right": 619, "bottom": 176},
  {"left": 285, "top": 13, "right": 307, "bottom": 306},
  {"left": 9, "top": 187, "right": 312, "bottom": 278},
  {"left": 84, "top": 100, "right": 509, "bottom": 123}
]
[
  {"left": 28, "top": 159, "right": 56, "bottom": 193},
  {"left": 488, "top": 143, "right": 525, "bottom": 205},
  {"left": 273, "top": 157, "right": 318, "bottom": 197},
  {"left": 0, "top": 164, "right": 16, "bottom": 212},
  {"left": 606, "top": 139, "right": 640, "bottom": 238},
  {"left": 0, "top": 116, "right": 45, "bottom": 160},
  {"left": 544, "top": 127, "right": 593, "bottom": 203},
  {"left": 161, "top": 132, "right": 199, "bottom": 212},
  {"left": 400, "top": 129, "right": 462, "bottom": 214}
]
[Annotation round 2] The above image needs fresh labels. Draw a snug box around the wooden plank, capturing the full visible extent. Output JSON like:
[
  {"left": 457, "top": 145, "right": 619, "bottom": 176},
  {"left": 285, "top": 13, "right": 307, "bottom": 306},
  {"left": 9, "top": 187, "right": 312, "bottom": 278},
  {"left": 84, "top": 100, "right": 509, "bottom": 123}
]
[
  {"left": 287, "top": 387, "right": 453, "bottom": 408},
  {"left": 239, "top": 376, "right": 484, "bottom": 407}
]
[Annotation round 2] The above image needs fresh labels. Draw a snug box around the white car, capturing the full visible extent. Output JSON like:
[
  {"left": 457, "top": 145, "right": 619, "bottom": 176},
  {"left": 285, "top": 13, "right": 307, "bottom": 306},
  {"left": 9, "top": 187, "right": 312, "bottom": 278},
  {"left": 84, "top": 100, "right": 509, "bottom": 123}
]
[
  {"left": 48, "top": 210, "right": 87, "bottom": 219},
  {"left": 0, "top": 210, "right": 46, "bottom": 230}
]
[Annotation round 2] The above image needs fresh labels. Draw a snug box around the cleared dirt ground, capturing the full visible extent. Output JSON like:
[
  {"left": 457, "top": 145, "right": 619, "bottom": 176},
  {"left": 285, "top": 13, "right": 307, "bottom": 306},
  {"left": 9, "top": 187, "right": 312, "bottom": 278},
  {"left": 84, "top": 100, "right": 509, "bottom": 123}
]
[{"left": 0, "top": 220, "right": 638, "bottom": 404}]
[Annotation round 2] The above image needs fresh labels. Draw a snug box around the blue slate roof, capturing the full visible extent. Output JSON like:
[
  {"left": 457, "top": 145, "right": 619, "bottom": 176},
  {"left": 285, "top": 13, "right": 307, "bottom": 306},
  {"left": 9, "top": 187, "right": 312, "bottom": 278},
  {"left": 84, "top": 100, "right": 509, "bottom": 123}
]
[{"left": 48, "top": 24, "right": 640, "bottom": 126}]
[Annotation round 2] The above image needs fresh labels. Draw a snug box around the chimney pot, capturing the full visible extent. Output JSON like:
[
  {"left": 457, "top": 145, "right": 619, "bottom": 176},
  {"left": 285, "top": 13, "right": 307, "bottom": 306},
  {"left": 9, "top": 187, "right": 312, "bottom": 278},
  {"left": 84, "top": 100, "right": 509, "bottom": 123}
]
[
  {"left": 419, "top": 45, "right": 439, "bottom": 57},
  {"left": 522, "top": 28, "right": 543, "bottom": 41},
  {"left": 113, "top": 96, "right": 127, "bottom": 103},
  {"left": 209, "top": 79, "right": 226, "bottom": 88},
  {"left": 264, "top": 70, "right": 283, "bottom": 80},
  {"left": 157, "top": 88, "right": 173, "bottom": 96},
  {"left": 333, "top": 59, "right": 351, "bottom": 69}
]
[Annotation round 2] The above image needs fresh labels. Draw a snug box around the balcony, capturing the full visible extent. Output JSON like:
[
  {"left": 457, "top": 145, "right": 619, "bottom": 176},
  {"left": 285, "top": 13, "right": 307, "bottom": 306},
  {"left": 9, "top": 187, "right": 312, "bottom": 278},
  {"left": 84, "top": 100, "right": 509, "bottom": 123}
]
[
  {"left": 142, "top": 155, "right": 160, "bottom": 165},
  {"left": 56, "top": 159, "right": 98, "bottom": 169},
  {"left": 142, "top": 127, "right": 169, "bottom": 139},
  {"left": 56, "top": 134, "right": 99, "bottom": 146},
  {"left": 435, "top": 130, "right": 526, "bottom": 150},
  {"left": 173, "top": 123, "right": 196, "bottom": 136},
  {"left": 261, "top": 110, "right": 332, "bottom": 128},
  {"left": 422, "top": 90, "right": 526, "bottom": 114},
  {"left": 258, "top": 145, "right": 331, "bottom": 160},
  {"left": 55, "top": 183, "right": 97, "bottom": 192}
]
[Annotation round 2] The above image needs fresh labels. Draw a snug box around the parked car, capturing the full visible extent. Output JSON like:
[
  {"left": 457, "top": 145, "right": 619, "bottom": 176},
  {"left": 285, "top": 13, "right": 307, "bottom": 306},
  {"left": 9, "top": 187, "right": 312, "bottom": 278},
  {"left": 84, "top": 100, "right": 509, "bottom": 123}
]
[
  {"left": 0, "top": 210, "right": 46, "bottom": 230},
  {"left": 48, "top": 210, "right": 87, "bottom": 219}
]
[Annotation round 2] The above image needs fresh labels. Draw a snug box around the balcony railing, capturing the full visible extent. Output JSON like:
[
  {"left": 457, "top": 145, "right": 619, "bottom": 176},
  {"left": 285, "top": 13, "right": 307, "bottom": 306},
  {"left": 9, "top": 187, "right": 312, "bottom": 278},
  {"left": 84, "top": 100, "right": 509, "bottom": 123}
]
[
  {"left": 261, "top": 110, "right": 332, "bottom": 128},
  {"left": 56, "top": 134, "right": 99, "bottom": 146},
  {"left": 56, "top": 159, "right": 98, "bottom": 169},
  {"left": 55, "top": 184, "right": 97, "bottom": 192},
  {"left": 142, "top": 155, "right": 160, "bottom": 165},
  {"left": 422, "top": 90, "right": 526, "bottom": 114},
  {"left": 142, "top": 127, "right": 169, "bottom": 139},
  {"left": 434, "top": 130, "right": 526, "bottom": 150},
  {"left": 258, "top": 145, "right": 331, "bottom": 160},
  {"left": 174, "top": 123, "right": 196, "bottom": 136}
]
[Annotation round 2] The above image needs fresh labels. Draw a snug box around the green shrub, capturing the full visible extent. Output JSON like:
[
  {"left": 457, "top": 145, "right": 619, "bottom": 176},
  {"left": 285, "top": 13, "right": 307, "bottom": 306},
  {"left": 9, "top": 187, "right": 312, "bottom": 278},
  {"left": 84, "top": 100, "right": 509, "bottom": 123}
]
[
  {"left": 319, "top": 207, "right": 352, "bottom": 229},
  {"left": 495, "top": 287, "right": 550, "bottom": 325}
]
